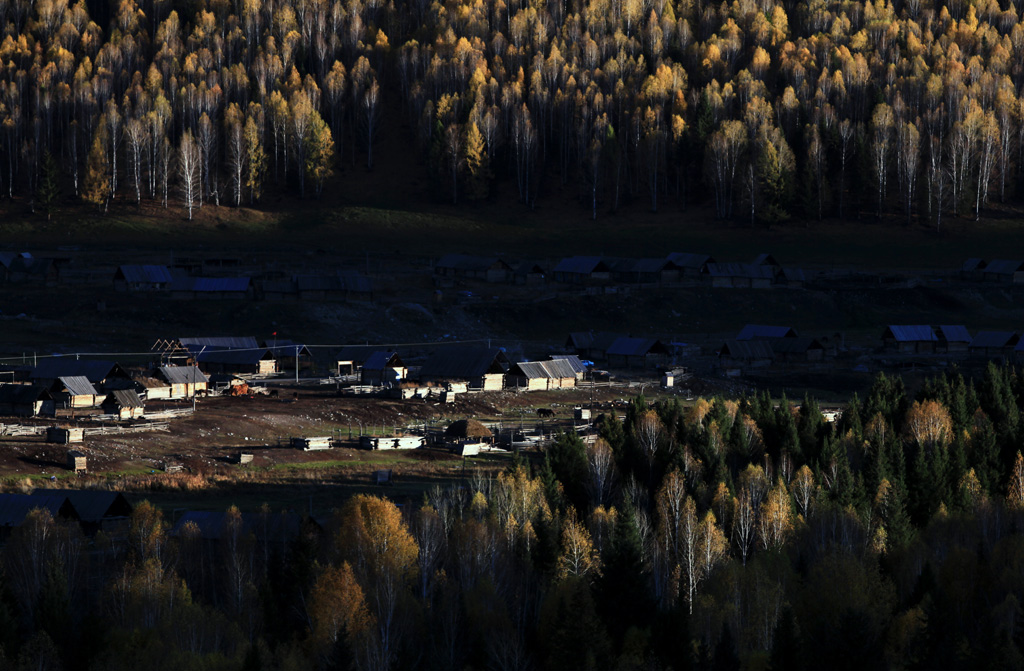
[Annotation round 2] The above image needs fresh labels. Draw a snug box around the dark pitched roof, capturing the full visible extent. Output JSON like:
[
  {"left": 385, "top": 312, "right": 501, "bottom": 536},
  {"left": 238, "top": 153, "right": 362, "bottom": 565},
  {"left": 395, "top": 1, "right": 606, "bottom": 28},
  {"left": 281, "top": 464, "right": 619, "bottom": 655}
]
[
  {"left": 157, "top": 366, "right": 210, "bottom": 385},
  {"left": 116, "top": 265, "right": 173, "bottom": 284},
  {"left": 983, "top": 260, "right": 1024, "bottom": 275},
  {"left": 263, "top": 341, "right": 313, "bottom": 357},
  {"left": 883, "top": 325, "right": 938, "bottom": 342},
  {"left": 9, "top": 257, "right": 54, "bottom": 276},
  {"left": 0, "top": 493, "right": 77, "bottom": 527},
  {"left": 31, "top": 359, "right": 127, "bottom": 384},
  {"left": 769, "top": 337, "right": 824, "bottom": 354},
  {"left": 179, "top": 336, "right": 260, "bottom": 350},
  {"left": 33, "top": 490, "right": 132, "bottom": 523},
  {"left": 0, "top": 252, "right": 31, "bottom": 268},
  {"left": 106, "top": 389, "right": 144, "bottom": 408},
  {"left": 363, "top": 351, "right": 403, "bottom": 371},
  {"left": 171, "top": 276, "right": 252, "bottom": 293},
  {"left": 935, "top": 325, "right": 972, "bottom": 343},
  {"left": 419, "top": 347, "right": 509, "bottom": 379},
  {"left": 736, "top": 325, "right": 798, "bottom": 340},
  {"left": 56, "top": 376, "right": 100, "bottom": 397},
  {"left": 971, "top": 331, "right": 1019, "bottom": 349},
  {"left": 719, "top": 340, "right": 776, "bottom": 359},
  {"left": 752, "top": 253, "right": 780, "bottom": 266},
  {"left": 666, "top": 252, "right": 714, "bottom": 269},
  {"left": 606, "top": 337, "right": 669, "bottom": 357},
  {"left": 197, "top": 348, "right": 275, "bottom": 366},
  {"left": 962, "top": 258, "right": 986, "bottom": 272},
  {"left": 553, "top": 256, "right": 611, "bottom": 274},
  {"left": 566, "top": 332, "right": 622, "bottom": 352},
  {"left": 0, "top": 384, "right": 51, "bottom": 404},
  {"left": 336, "top": 346, "right": 385, "bottom": 364}
]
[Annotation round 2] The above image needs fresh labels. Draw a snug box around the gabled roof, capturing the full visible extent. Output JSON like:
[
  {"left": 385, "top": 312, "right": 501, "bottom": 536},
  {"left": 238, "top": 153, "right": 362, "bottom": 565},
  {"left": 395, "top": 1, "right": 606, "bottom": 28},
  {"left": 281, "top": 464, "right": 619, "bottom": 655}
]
[
  {"left": 9, "top": 257, "right": 53, "bottom": 276},
  {"left": 180, "top": 337, "right": 260, "bottom": 350},
  {"left": 31, "top": 359, "right": 127, "bottom": 383},
  {"left": 436, "top": 254, "right": 511, "bottom": 272},
  {"left": 263, "top": 341, "right": 313, "bottom": 357},
  {"left": 419, "top": 347, "right": 510, "bottom": 379},
  {"left": 0, "top": 384, "right": 51, "bottom": 404},
  {"left": 363, "top": 351, "right": 403, "bottom": 371},
  {"left": 553, "top": 256, "right": 611, "bottom": 274},
  {"left": 883, "top": 325, "right": 937, "bottom": 342},
  {"left": 33, "top": 489, "right": 132, "bottom": 523},
  {"left": 0, "top": 493, "right": 77, "bottom": 527},
  {"left": 706, "top": 263, "right": 775, "bottom": 279},
  {"left": 509, "top": 359, "right": 579, "bottom": 379},
  {"left": 736, "top": 325, "right": 798, "bottom": 340},
  {"left": 157, "top": 366, "right": 210, "bottom": 385},
  {"left": 515, "top": 261, "right": 545, "bottom": 276},
  {"left": 719, "top": 340, "right": 776, "bottom": 359},
  {"left": 116, "top": 265, "right": 173, "bottom": 284},
  {"left": 170, "top": 277, "right": 251, "bottom": 292},
  {"left": 566, "top": 332, "right": 622, "bottom": 352},
  {"left": 548, "top": 354, "right": 587, "bottom": 374},
  {"left": 336, "top": 346, "right": 385, "bottom": 364},
  {"left": 666, "top": 252, "right": 714, "bottom": 269},
  {"left": 782, "top": 267, "right": 806, "bottom": 282},
  {"left": 606, "top": 337, "right": 669, "bottom": 357},
  {"left": 0, "top": 252, "right": 31, "bottom": 268},
  {"left": 935, "top": 325, "right": 972, "bottom": 343},
  {"left": 971, "top": 331, "right": 1019, "bottom": 349},
  {"left": 105, "top": 389, "right": 144, "bottom": 408},
  {"left": 197, "top": 348, "right": 275, "bottom": 366},
  {"left": 56, "top": 376, "right": 100, "bottom": 397},
  {"left": 752, "top": 253, "right": 779, "bottom": 266},
  {"left": 983, "top": 259, "right": 1024, "bottom": 275},
  {"left": 962, "top": 258, "right": 986, "bottom": 272},
  {"left": 769, "top": 337, "right": 824, "bottom": 354}
]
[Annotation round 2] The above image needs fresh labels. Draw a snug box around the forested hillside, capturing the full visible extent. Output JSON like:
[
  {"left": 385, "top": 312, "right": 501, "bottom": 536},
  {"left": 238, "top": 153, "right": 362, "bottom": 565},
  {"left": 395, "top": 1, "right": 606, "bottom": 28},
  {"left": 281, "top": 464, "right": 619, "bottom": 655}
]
[
  {"left": 5, "top": 0, "right": 1024, "bottom": 221},
  {"left": 7, "top": 365, "right": 1024, "bottom": 670}
]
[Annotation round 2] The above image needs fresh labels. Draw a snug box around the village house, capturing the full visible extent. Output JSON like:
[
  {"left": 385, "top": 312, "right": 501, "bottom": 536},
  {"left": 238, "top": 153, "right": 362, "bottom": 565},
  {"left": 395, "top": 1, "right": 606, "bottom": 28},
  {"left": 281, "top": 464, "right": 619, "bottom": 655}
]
[
  {"left": 548, "top": 354, "right": 588, "bottom": 380},
  {"left": 718, "top": 340, "right": 775, "bottom": 373},
  {"left": 608, "top": 258, "right": 682, "bottom": 284},
  {"left": 30, "top": 359, "right": 132, "bottom": 390},
  {"left": 706, "top": 263, "right": 775, "bottom": 288},
  {"left": 131, "top": 376, "right": 173, "bottom": 400},
  {"left": 0, "top": 384, "right": 54, "bottom": 417},
  {"left": 264, "top": 340, "right": 315, "bottom": 374},
  {"left": 4, "top": 256, "right": 58, "bottom": 284},
  {"left": 736, "top": 325, "right": 798, "bottom": 340},
  {"left": 961, "top": 258, "right": 987, "bottom": 281},
  {"left": 565, "top": 331, "right": 621, "bottom": 361},
  {"left": 435, "top": 254, "right": 513, "bottom": 283},
  {"left": 113, "top": 265, "right": 174, "bottom": 291},
  {"left": 155, "top": 336, "right": 260, "bottom": 366},
  {"left": 196, "top": 348, "right": 277, "bottom": 376},
  {"left": 513, "top": 261, "right": 546, "bottom": 285},
  {"left": 605, "top": 337, "right": 670, "bottom": 369},
  {"left": 335, "top": 346, "right": 383, "bottom": 376},
  {"left": 506, "top": 359, "right": 579, "bottom": 390},
  {"left": 552, "top": 256, "right": 613, "bottom": 283},
  {"left": 154, "top": 366, "right": 209, "bottom": 398},
  {"left": 361, "top": 352, "right": 407, "bottom": 386},
  {"left": 294, "top": 272, "right": 373, "bottom": 302},
  {"left": 50, "top": 376, "right": 102, "bottom": 408},
  {"left": 881, "top": 326, "right": 937, "bottom": 353},
  {"left": 665, "top": 253, "right": 714, "bottom": 278},
  {"left": 170, "top": 276, "right": 253, "bottom": 300},
  {"left": 934, "top": 326, "right": 972, "bottom": 353},
  {"left": 969, "top": 331, "right": 1019, "bottom": 358},
  {"left": 34, "top": 489, "right": 133, "bottom": 535},
  {"left": 103, "top": 389, "right": 145, "bottom": 419},
  {"left": 981, "top": 260, "right": 1024, "bottom": 283},
  {"left": 418, "top": 346, "right": 510, "bottom": 390},
  {"left": 770, "top": 337, "right": 826, "bottom": 363},
  {"left": 0, "top": 493, "right": 79, "bottom": 536}
]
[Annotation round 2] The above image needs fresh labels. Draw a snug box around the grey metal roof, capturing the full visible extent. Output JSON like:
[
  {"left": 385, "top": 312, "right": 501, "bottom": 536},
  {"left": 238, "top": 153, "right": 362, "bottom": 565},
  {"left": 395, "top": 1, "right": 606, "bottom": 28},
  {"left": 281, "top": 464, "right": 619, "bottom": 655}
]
[
  {"left": 419, "top": 347, "right": 510, "bottom": 379},
  {"left": 962, "top": 258, "right": 986, "bottom": 272},
  {"left": 884, "top": 326, "right": 937, "bottom": 342},
  {"left": 117, "top": 265, "right": 173, "bottom": 284},
  {"left": 509, "top": 359, "right": 579, "bottom": 379},
  {"left": 706, "top": 263, "right": 775, "bottom": 279},
  {"left": 769, "top": 337, "right": 824, "bottom": 354},
  {"left": 436, "top": 254, "right": 510, "bottom": 272},
  {"left": 983, "top": 259, "right": 1024, "bottom": 275},
  {"left": 363, "top": 351, "right": 403, "bottom": 371},
  {"left": 719, "top": 340, "right": 776, "bottom": 359},
  {"left": 31, "top": 358, "right": 125, "bottom": 383},
  {"left": 0, "top": 384, "right": 51, "bottom": 404},
  {"left": 548, "top": 354, "right": 587, "bottom": 374},
  {"left": 33, "top": 489, "right": 132, "bottom": 523},
  {"left": 936, "top": 325, "right": 972, "bottom": 343},
  {"left": 971, "top": 331, "right": 1019, "bottom": 348},
  {"left": 57, "top": 376, "right": 99, "bottom": 397},
  {"left": 106, "top": 389, "right": 144, "bottom": 408},
  {"left": 666, "top": 252, "right": 713, "bottom": 269},
  {"left": 197, "top": 348, "right": 274, "bottom": 366},
  {"left": 0, "top": 493, "right": 77, "bottom": 527},
  {"left": 180, "top": 337, "right": 260, "bottom": 350},
  {"left": 157, "top": 366, "right": 210, "bottom": 385},
  {"left": 554, "top": 256, "right": 611, "bottom": 274},
  {"left": 736, "top": 325, "right": 798, "bottom": 340},
  {"left": 606, "top": 337, "right": 668, "bottom": 357}
]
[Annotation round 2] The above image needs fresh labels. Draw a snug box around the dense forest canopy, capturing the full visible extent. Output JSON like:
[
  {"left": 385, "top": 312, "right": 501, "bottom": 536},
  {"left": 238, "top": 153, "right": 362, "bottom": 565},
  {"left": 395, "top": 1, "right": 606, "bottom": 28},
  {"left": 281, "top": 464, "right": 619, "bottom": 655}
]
[
  {"left": 5, "top": 0, "right": 1024, "bottom": 221},
  {"left": 7, "top": 364, "right": 1024, "bottom": 670}
]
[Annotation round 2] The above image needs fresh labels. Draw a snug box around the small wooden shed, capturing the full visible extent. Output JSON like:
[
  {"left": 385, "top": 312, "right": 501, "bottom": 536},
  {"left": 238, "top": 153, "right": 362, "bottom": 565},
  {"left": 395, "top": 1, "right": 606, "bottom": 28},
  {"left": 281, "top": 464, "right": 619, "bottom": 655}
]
[
  {"left": 66, "top": 450, "right": 87, "bottom": 473},
  {"left": 48, "top": 427, "right": 84, "bottom": 444}
]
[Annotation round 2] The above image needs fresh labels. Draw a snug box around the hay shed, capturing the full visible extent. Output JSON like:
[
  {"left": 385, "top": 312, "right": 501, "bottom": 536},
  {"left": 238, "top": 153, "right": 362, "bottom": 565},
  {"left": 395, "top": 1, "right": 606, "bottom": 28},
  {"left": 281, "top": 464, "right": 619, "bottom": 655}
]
[
  {"left": 66, "top": 450, "right": 86, "bottom": 473},
  {"left": 445, "top": 419, "right": 492, "bottom": 440}
]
